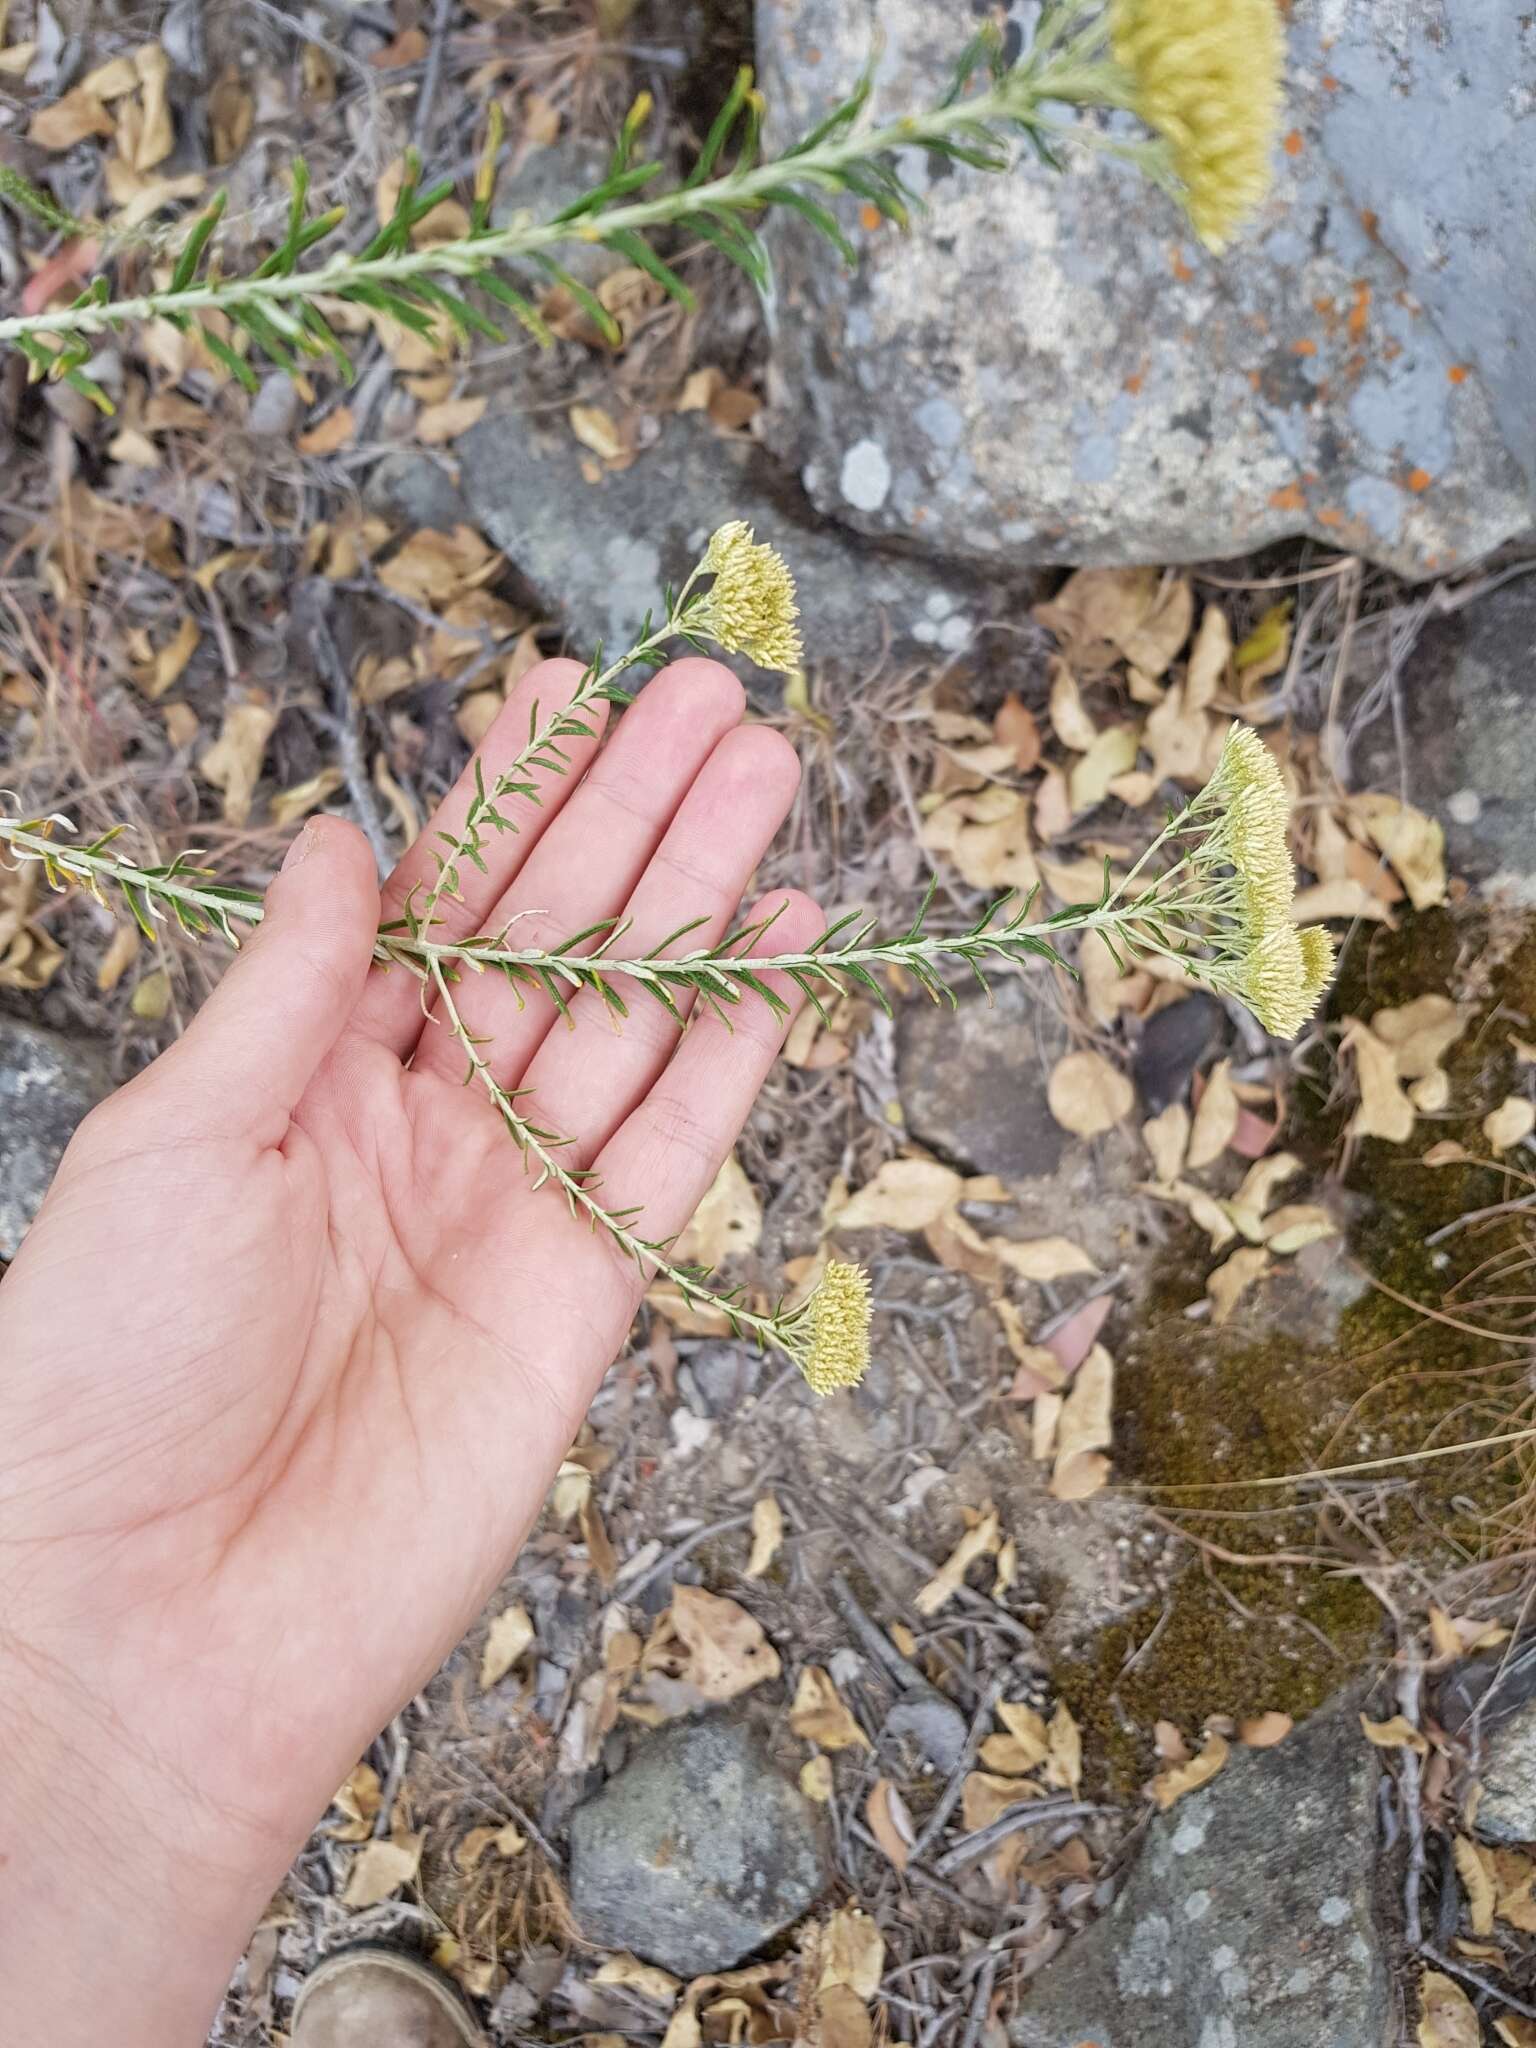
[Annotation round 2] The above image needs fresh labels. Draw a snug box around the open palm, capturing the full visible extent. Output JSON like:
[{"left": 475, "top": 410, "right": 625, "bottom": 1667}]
[{"left": 0, "top": 656, "right": 818, "bottom": 2045}]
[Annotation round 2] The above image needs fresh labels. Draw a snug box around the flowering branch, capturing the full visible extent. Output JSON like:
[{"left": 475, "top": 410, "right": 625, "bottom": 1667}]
[{"left": 0, "top": 0, "right": 1282, "bottom": 410}]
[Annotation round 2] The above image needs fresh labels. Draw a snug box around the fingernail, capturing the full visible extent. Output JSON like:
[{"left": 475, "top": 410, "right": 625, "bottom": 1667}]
[{"left": 281, "top": 822, "right": 318, "bottom": 873}]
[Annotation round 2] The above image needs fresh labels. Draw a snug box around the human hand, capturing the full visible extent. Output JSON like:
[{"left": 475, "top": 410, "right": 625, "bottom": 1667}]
[{"left": 0, "top": 655, "right": 819, "bottom": 2046}]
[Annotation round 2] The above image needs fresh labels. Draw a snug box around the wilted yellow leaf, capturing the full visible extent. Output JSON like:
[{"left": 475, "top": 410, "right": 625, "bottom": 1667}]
[
  {"left": 800, "top": 1755, "right": 834, "bottom": 1802},
  {"left": 673, "top": 1152, "right": 762, "bottom": 1266},
  {"left": 96, "top": 922, "right": 140, "bottom": 994},
  {"left": 1047, "top": 1050, "right": 1134, "bottom": 1138},
  {"left": 1344, "top": 1021, "right": 1416, "bottom": 1144},
  {"left": 1455, "top": 1837, "right": 1497, "bottom": 1936},
  {"left": 1485, "top": 1097, "right": 1535, "bottom": 1155},
  {"left": 961, "top": 1770, "right": 1043, "bottom": 1831},
  {"left": 329, "top": 1760, "right": 383, "bottom": 1842},
  {"left": 834, "top": 1158, "right": 963, "bottom": 1233},
  {"left": 1143, "top": 1102, "right": 1190, "bottom": 1185},
  {"left": 920, "top": 785, "right": 1039, "bottom": 896},
  {"left": 1050, "top": 1345, "right": 1113, "bottom": 1500},
  {"left": 1416, "top": 1970, "right": 1480, "bottom": 2048},
  {"left": 594, "top": 1955, "right": 680, "bottom": 2004},
  {"left": 670, "top": 1586, "right": 780, "bottom": 1701},
  {"left": 133, "top": 614, "right": 199, "bottom": 700},
  {"left": 1372, "top": 996, "right": 1468, "bottom": 1080},
  {"left": 569, "top": 403, "right": 625, "bottom": 460},
  {"left": 1238, "top": 1711, "right": 1293, "bottom": 1748},
  {"left": 1261, "top": 1204, "right": 1339, "bottom": 1255},
  {"left": 270, "top": 767, "right": 344, "bottom": 829},
  {"left": 198, "top": 695, "right": 277, "bottom": 826},
  {"left": 1354, "top": 795, "right": 1447, "bottom": 912},
  {"left": 480, "top": 1602, "right": 535, "bottom": 1689},
  {"left": 1290, "top": 879, "right": 1395, "bottom": 926},
  {"left": 818, "top": 1906, "right": 885, "bottom": 2000},
  {"left": 456, "top": 1821, "right": 526, "bottom": 1871},
  {"left": 297, "top": 406, "right": 356, "bottom": 455},
  {"left": 1188, "top": 1058, "right": 1240, "bottom": 1169},
  {"left": 29, "top": 80, "right": 115, "bottom": 148},
  {"left": 992, "top": 1236, "right": 1097, "bottom": 1284},
  {"left": 1207, "top": 1245, "right": 1269, "bottom": 1326},
  {"left": 1070, "top": 724, "right": 1140, "bottom": 813},
  {"left": 745, "top": 1495, "right": 783, "bottom": 1579},
  {"left": 342, "top": 1832, "right": 422, "bottom": 1908},
  {"left": 1048, "top": 660, "right": 1098, "bottom": 751},
  {"left": 1359, "top": 1713, "right": 1428, "bottom": 1754},
  {"left": 1185, "top": 604, "right": 1233, "bottom": 710},
  {"left": 417, "top": 394, "right": 488, "bottom": 444},
  {"left": 790, "top": 1666, "right": 870, "bottom": 1751},
  {"left": 984, "top": 1700, "right": 1051, "bottom": 1776},
  {"left": 1149, "top": 1730, "right": 1229, "bottom": 1810},
  {"left": 915, "top": 1506, "right": 1001, "bottom": 1616},
  {"left": 130, "top": 967, "right": 172, "bottom": 1022},
  {"left": 1043, "top": 1701, "right": 1083, "bottom": 1793},
  {"left": 865, "top": 1777, "right": 914, "bottom": 1871}
]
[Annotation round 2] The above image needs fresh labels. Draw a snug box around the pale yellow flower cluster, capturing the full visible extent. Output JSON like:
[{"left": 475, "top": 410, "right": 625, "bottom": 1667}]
[
  {"left": 1207, "top": 725, "right": 1333, "bottom": 1038},
  {"left": 1111, "top": 0, "right": 1284, "bottom": 250},
  {"left": 695, "top": 521, "right": 804, "bottom": 676},
  {"left": 796, "top": 1259, "right": 873, "bottom": 1396}
]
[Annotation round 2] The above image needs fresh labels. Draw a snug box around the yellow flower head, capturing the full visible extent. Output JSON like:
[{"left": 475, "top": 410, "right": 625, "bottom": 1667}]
[
  {"left": 1236, "top": 920, "right": 1318, "bottom": 1039},
  {"left": 696, "top": 521, "right": 803, "bottom": 675},
  {"left": 797, "top": 1259, "right": 872, "bottom": 1396},
  {"left": 1298, "top": 922, "right": 1335, "bottom": 1004},
  {"left": 1111, "top": 0, "right": 1284, "bottom": 250}
]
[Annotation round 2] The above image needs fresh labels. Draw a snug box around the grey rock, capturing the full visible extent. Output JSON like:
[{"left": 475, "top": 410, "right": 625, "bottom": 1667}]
[
  {"left": 897, "top": 978, "right": 1062, "bottom": 1181},
  {"left": 883, "top": 1693, "right": 968, "bottom": 1775},
  {"left": 456, "top": 409, "right": 1032, "bottom": 676},
  {"left": 1012, "top": 1697, "right": 1388, "bottom": 2048},
  {"left": 1133, "top": 993, "right": 1222, "bottom": 1116},
  {"left": 1473, "top": 1705, "right": 1536, "bottom": 1847},
  {"left": 1351, "top": 576, "right": 1536, "bottom": 901},
  {"left": 757, "top": 0, "right": 1532, "bottom": 581},
  {"left": 684, "top": 1343, "right": 763, "bottom": 1417},
  {"left": 568, "top": 1716, "right": 829, "bottom": 1975},
  {"left": 0, "top": 1017, "right": 111, "bottom": 1259},
  {"left": 365, "top": 451, "right": 471, "bottom": 535}
]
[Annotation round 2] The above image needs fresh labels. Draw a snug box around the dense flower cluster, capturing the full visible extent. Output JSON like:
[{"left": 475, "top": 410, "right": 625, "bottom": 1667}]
[
  {"left": 693, "top": 522, "right": 804, "bottom": 676},
  {"left": 1110, "top": 0, "right": 1284, "bottom": 250},
  {"left": 794, "top": 1260, "right": 873, "bottom": 1395}
]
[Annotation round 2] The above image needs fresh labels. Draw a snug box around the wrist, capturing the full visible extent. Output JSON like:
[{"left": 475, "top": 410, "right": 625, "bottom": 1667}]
[{"left": 0, "top": 1625, "right": 293, "bottom": 2048}]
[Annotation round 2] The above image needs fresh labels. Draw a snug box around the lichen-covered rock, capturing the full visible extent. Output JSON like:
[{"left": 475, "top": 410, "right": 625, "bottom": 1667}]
[
  {"left": 757, "top": 0, "right": 1532, "bottom": 580},
  {"left": 456, "top": 411, "right": 1033, "bottom": 677},
  {"left": 0, "top": 1017, "right": 111, "bottom": 1259},
  {"left": 1011, "top": 1696, "right": 1387, "bottom": 2048},
  {"left": 1352, "top": 577, "right": 1536, "bottom": 903},
  {"left": 568, "top": 1716, "right": 829, "bottom": 1976}
]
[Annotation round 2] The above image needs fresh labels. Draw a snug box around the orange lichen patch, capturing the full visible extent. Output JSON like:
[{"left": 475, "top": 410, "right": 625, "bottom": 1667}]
[
  {"left": 1169, "top": 247, "right": 1195, "bottom": 283},
  {"left": 1290, "top": 338, "right": 1318, "bottom": 357},
  {"left": 1123, "top": 372, "right": 1145, "bottom": 395},
  {"left": 1269, "top": 483, "right": 1306, "bottom": 512},
  {"left": 1407, "top": 468, "right": 1432, "bottom": 493},
  {"left": 1282, "top": 129, "right": 1304, "bottom": 156},
  {"left": 1360, "top": 208, "right": 1380, "bottom": 239},
  {"left": 1248, "top": 369, "right": 1263, "bottom": 390},
  {"left": 1448, "top": 363, "right": 1470, "bottom": 385},
  {"left": 1322, "top": 74, "right": 1340, "bottom": 91},
  {"left": 1317, "top": 507, "right": 1344, "bottom": 528},
  {"left": 1312, "top": 295, "right": 1336, "bottom": 316},
  {"left": 1347, "top": 282, "right": 1371, "bottom": 340},
  {"left": 858, "top": 203, "right": 881, "bottom": 234}
]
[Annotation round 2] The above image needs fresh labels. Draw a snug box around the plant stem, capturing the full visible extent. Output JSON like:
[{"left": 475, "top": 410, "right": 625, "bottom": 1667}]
[
  {"left": 0, "top": 46, "right": 1120, "bottom": 350},
  {"left": 425, "top": 955, "right": 801, "bottom": 1358}
]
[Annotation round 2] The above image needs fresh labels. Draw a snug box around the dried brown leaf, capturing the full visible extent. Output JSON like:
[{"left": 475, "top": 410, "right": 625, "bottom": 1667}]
[
  {"left": 790, "top": 1665, "right": 870, "bottom": 1751},
  {"left": 1207, "top": 1245, "right": 1270, "bottom": 1326},
  {"left": 1050, "top": 1345, "right": 1113, "bottom": 1500},
  {"left": 1344, "top": 1021, "right": 1416, "bottom": 1144},
  {"left": 1238, "top": 1712, "right": 1293, "bottom": 1748},
  {"left": 480, "top": 1602, "right": 534, "bottom": 1689},
  {"left": 1143, "top": 1102, "right": 1190, "bottom": 1185},
  {"left": 673, "top": 1152, "right": 762, "bottom": 1266},
  {"left": 342, "top": 1833, "right": 422, "bottom": 1909},
  {"left": 1354, "top": 795, "right": 1447, "bottom": 912},
  {"left": 1149, "top": 1730, "right": 1229, "bottom": 1810},
  {"left": 745, "top": 1495, "right": 783, "bottom": 1579},
  {"left": 834, "top": 1158, "right": 963, "bottom": 1233},
  {"left": 992, "top": 1236, "right": 1097, "bottom": 1284},
  {"left": 1360, "top": 1713, "right": 1429, "bottom": 1754},
  {"left": 198, "top": 695, "right": 276, "bottom": 826},
  {"left": 1048, "top": 1050, "right": 1134, "bottom": 1138},
  {"left": 914, "top": 1507, "right": 1001, "bottom": 1616},
  {"left": 1485, "top": 1097, "right": 1535, "bottom": 1155},
  {"left": 1416, "top": 1970, "right": 1480, "bottom": 2048},
  {"left": 670, "top": 1586, "right": 780, "bottom": 1701},
  {"left": 865, "top": 1777, "right": 914, "bottom": 1872},
  {"left": 1188, "top": 1059, "right": 1240, "bottom": 1170}
]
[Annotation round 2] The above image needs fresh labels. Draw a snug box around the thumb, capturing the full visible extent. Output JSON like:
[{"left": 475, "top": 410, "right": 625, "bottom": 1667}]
[{"left": 164, "top": 816, "right": 382, "bottom": 1137}]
